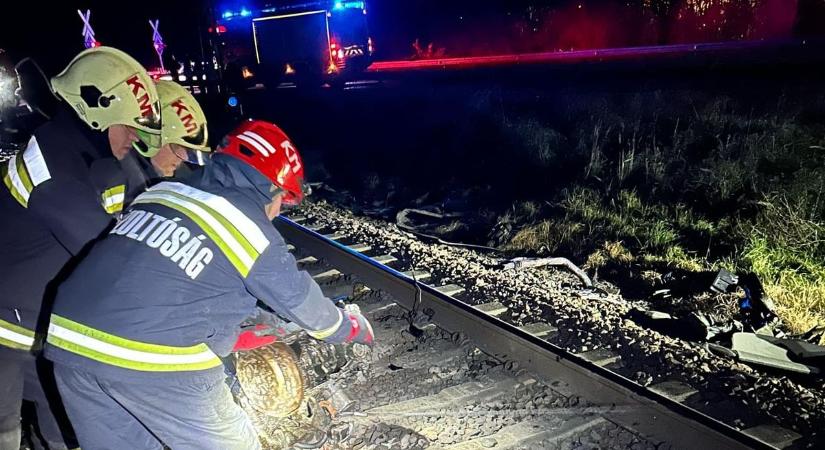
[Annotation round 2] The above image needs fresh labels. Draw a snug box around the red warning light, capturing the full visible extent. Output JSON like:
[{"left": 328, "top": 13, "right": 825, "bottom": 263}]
[{"left": 215, "top": 25, "right": 227, "bottom": 34}]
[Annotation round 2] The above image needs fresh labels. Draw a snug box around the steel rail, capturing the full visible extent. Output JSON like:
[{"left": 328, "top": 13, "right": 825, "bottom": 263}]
[{"left": 275, "top": 216, "right": 775, "bottom": 450}]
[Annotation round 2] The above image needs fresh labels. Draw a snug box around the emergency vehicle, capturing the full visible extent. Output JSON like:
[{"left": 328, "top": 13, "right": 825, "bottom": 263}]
[{"left": 212, "top": 1, "right": 373, "bottom": 87}]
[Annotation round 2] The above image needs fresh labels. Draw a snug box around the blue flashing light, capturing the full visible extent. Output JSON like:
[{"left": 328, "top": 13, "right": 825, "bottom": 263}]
[
  {"left": 240, "top": 8, "right": 251, "bottom": 17},
  {"left": 221, "top": 10, "right": 233, "bottom": 19},
  {"left": 227, "top": 96, "right": 239, "bottom": 108},
  {"left": 334, "top": 1, "right": 365, "bottom": 10}
]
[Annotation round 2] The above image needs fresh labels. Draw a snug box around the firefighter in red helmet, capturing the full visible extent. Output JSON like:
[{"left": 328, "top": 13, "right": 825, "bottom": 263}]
[
  {"left": 44, "top": 120, "right": 373, "bottom": 449},
  {"left": 222, "top": 119, "right": 307, "bottom": 216}
]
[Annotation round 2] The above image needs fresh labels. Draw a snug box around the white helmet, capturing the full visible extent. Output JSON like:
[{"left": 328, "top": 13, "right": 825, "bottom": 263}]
[{"left": 51, "top": 46, "right": 162, "bottom": 148}]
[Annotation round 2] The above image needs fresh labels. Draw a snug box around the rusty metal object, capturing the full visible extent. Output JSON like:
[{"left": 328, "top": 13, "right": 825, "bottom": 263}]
[
  {"left": 232, "top": 335, "right": 366, "bottom": 448},
  {"left": 236, "top": 343, "right": 304, "bottom": 418}
]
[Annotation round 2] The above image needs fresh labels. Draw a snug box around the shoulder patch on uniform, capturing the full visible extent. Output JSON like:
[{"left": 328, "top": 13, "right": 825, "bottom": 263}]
[
  {"left": 132, "top": 182, "right": 270, "bottom": 277},
  {"left": 101, "top": 184, "right": 126, "bottom": 215},
  {"left": 2, "top": 136, "right": 52, "bottom": 208}
]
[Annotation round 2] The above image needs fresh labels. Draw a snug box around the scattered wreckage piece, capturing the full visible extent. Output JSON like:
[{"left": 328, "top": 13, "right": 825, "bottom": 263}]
[
  {"left": 395, "top": 208, "right": 502, "bottom": 252},
  {"left": 397, "top": 209, "right": 596, "bottom": 289},
  {"left": 627, "top": 267, "right": 825, "bottom": 376},
  {"left": 730, "top": 333, "right": 820, "bottom": 375},
  {"left": 627, "top": 309, "right": 741, "bottom": 342},
  {"left": 756, "top": 335, "right": 825, "bottom": 361},
  {"left": 710, "top": 268, "right": 739, "bottom": 294},
  {"left": 501, "top": 257, "right": 593, "bottom": 288}
]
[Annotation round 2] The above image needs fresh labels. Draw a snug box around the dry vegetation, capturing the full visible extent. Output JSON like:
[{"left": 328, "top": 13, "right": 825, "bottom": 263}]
[{"left": 501, "top": 92, "right": 825, "bottom": 335}]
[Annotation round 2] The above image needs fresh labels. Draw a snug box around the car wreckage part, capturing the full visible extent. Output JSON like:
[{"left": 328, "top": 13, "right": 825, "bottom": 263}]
[{"left": 235, "top": 342, "right": 305, "bottom": 418}]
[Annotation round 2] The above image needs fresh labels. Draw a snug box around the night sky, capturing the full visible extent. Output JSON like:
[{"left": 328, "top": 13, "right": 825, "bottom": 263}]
[
  {"left": 1, "top": 1, "right": 823, "bottom": 76},
  {"left": 1, "top": 0, "right": 207, "bottom": 74}
]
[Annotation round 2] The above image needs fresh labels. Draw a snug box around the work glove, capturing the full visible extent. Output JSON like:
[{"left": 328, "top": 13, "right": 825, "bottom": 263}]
[
  {"left": 310, "top": 305, "right": 375, "bottom": 346},
  {"left": 232, "top": 324, "right": 281, "bottom": 352}
]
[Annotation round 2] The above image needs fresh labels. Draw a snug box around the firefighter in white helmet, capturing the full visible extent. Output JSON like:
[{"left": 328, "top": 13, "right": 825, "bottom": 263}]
[
  {"left": 147, "top": 80, "right": 209, "bottom": 175},
  {"left": 0, "top": 46, "right": 161, "bottom": 450},
  {"left": 114, "top": 80, "right": 211, "bottom": 210}
]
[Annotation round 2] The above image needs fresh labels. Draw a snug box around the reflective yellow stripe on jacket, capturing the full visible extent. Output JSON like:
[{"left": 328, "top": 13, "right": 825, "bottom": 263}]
[
  {"left": 47, "top": 314, "right": 222, "bottom": 372},
  {"left": 101, "top": 184, "right": 126, "bottom": 214},
  {"left": 0, "top": 318, "right": 36, "bottom": 351},
  {"left": 307, "top": 308, "right": 343, "bottom": 340},
  {"left": 132, "top": 182, "right": 270, "bottom": 277},
  {"left": 2, "top": 136, "right": 52, "bottom": 208}
]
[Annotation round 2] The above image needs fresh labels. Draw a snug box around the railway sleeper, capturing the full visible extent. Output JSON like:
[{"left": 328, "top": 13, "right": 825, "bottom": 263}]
[
  {"left": 578, "top": 348, "right": 622, "bottom": 368},
  {"left": 348, "top": 243, "right": 372, "bottom": 253},
  {"left": 434, "top": 284, "right": 465, "bottom": 297},
  {"left": 517, "top": 322, "right": 557, "bottom": 338},
  {"left": 372, "top": 254, "right": 398, "bottom": 265},
  {"left": 473, "top": 301, "right": 508, "bottom": 317},
  {"left": 742, "top": 424, "right": 802, "bottom": 449},
  {"left": 295, "top": 255, "right": 319, "bottom": 266},
  {"left": 649, "top": 380, "right": 699, "bottom": 404},
  {"left": 323, "top": 231, "right": 347, "bottom": 241},
  {"left": 403, "top": 270, "right": 432, "bottom": 282},
  {"left": 310, "top": 268, "right": 342, "bottom": 282}
]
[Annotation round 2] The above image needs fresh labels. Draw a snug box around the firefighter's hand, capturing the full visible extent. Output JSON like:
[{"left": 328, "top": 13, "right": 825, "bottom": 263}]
[
  {"left": 312, "top": 306, "right": 375, "bottom": 347},
  {"left": 232, "top": 324, "right": 278, "bottom": 352},
  {"left": 341, "top": 310, "right": 375, "bottom": 346}
]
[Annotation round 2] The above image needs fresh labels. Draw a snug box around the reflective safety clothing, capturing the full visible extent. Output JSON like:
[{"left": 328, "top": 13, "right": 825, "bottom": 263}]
[
  {"left": 45, "top": 156, "right": 343, "bottom": 383},
  {"left": 88, "top": 151, "right": 160, "bottom": 218},
  {"left": 89, "top": 157, "right": 129, "bottom": 217},
  {"left": 101, "top": 184, "right": 126, "bottom": 215},
  {"left": 0, "top": 106, "right": 116, "bottom": 355},
  {"left": 0, "top": 105, "right": 115, "bottom": 450}
]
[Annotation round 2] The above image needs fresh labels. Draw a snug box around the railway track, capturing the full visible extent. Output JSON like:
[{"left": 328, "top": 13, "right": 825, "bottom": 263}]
[{"left": 254, "top": 208, "right": 807, "bottom": 450}]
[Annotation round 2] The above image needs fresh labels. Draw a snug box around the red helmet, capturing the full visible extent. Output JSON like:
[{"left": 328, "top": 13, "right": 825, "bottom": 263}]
[{"left": 220, "top": 120, "right": 305, "bottom": 205}]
